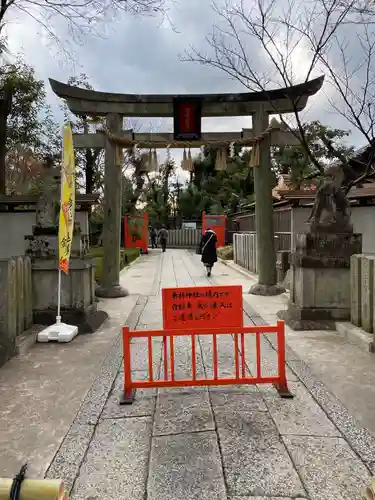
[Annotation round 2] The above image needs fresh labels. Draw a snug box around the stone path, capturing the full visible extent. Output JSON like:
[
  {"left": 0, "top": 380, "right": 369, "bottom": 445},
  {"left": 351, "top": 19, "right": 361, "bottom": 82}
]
[{"left": 45, "top": 249, "right": 374, "bottom": 500}]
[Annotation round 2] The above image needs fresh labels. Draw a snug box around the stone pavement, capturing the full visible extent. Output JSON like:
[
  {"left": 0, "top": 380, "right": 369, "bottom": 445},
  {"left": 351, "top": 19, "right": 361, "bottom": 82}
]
[
  {"left": 0, "top": 294, "right": 138, "bottom": 477},
  {"left": 1, "top": 249, "right": 374, "bottom": 500},
  {"left": 46, "top": 250, "right": 373, "bottom": 500}
]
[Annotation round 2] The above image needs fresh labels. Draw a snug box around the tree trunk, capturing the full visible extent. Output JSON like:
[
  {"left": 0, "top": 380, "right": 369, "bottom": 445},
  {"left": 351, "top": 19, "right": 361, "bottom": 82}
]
[{"left": 0, "top": 84, "right": 12, "bottom": 195}]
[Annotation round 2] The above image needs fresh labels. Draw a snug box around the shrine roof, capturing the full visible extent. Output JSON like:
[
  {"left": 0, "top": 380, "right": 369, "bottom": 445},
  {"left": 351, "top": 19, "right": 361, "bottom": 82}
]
[{"left": 49, "top": 76, "right": 324, "bottom": 117}]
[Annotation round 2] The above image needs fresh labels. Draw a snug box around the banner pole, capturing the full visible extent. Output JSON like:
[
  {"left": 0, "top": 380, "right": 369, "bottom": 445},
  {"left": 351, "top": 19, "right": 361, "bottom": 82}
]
[
  {"left": 56, "top": 125, "right": 64, "bottom": 326},
  {"left": 37, "top": 123, "right": 78, "bottom": 343},
  {"left": 56, "top": 268, "right": 62, "bottom": 325}
]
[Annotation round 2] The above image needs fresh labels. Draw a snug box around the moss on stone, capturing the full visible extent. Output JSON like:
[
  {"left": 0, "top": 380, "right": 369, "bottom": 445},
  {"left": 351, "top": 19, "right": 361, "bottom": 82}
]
[{"left": 89, "top": 247, "right": 140, "bottom": 283}]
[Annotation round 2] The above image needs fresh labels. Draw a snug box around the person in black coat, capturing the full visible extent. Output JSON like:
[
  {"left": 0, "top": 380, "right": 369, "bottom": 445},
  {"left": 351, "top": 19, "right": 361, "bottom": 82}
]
[
  {"left": 199, "top": 227, "right": 217, "bottom": 277},
  {"left": 150, "top": 227, "right": 157, "bottom": 249}
]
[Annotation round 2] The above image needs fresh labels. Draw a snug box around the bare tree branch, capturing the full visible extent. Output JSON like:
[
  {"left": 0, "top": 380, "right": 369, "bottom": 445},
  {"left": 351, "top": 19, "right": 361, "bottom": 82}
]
[
  {"left": 181, "top": 0, "right": 375, "bottom": 188},
  {"left": 0, "top": 0, "right": 174, "bottom": 58}
]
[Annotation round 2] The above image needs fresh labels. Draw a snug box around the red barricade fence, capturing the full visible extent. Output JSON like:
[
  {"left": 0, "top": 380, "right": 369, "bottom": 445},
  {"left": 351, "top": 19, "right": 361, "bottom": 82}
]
[{"left": 120, "top": 320, "right": 292, "bottom": 404}]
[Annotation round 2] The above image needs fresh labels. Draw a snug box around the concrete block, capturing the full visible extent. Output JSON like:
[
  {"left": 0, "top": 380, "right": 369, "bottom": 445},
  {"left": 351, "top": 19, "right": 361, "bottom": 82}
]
[
  {"left": 350, "top": 254, "right": 363, "bottom": 326},
  {"left": 361, "top": 256, "right": 375, "bottom": 332},
  {"left": 0, "top": 258, "right": 17, "bottom": 367},
  {"left": 23, "top": 256, "right": 33, "bottom": 328},
  {"left": 16, "top": 256, "right": 25, "bottom": 334},
  {"left": 336, "top": 321, "right": 374, "bottom": 353}
]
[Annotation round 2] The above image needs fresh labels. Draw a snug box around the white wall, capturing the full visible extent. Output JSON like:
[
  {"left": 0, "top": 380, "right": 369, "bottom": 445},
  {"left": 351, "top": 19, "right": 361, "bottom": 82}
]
[
  {"left": 0, "top": 211, "right": 89, "bottom": 259},
  {"left": 351, "top": 206, "right": 375, "bottom": 254},
  {"left": 291, "top": 205, "right": 375, "bottom": 254}
]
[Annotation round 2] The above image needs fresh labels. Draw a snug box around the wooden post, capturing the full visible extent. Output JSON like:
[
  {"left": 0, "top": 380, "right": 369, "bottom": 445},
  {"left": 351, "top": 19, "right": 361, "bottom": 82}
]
[
  {"left": 95, "top": 113, "right": 128, "bottom": 298},
  {"left": 250, "top": 106, "right": 285, "bottom": 295}
]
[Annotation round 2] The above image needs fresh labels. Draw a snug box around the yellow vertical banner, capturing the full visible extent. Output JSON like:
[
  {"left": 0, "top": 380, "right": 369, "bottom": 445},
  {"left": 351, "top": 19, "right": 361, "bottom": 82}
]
[{"left": 58, "top": 123, "right": 76, "bottom": 274}]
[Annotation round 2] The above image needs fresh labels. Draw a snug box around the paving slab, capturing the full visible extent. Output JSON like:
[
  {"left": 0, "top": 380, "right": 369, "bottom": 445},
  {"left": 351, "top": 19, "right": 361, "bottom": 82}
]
[
  {"left": 210, "top": 390, "right": 268, "bottom": 412},
  {"left": 4, "top": 249, "right": 375, "bottom": 499},
  {"left": 283, "top": 435, "right": 371, "bottom": 500},
  {"left": 101, "top": 371, "right": 156, "bottom": 419},
  {"left": 0, "top": 293, "right": 138, "bottom": 477},
  {"left": 153, "top": 390, "right": 214, "bottom": 436},
  {"left": 71, "top": 417, "right": 152, "bottom": 500},
  {"left": 45, "top": 423, "right": 94, "bottom": 493},
  {"left": 263, "top": 382, "right": 340, "bottom": 437},
  {"left": 208, "top": 383, "right": 260, "bottom": 393},
  {"left": 74, "top": 335, "right": 124, "bottom": 426},
  {"left": 215, "top": 409, "right": 306, "bottom": 497},
  {"left": 240, "top": 283, "right": 375, "bottom": 436},
  {"left": 287, "top": 361, "right": 375, "bottom": 464},
  {"left": 147, "top": 431, "right": 227, "bottom": 500},
  {"left": 229, "top": 498, "right": 308, "bottom": 500},
  {"left": 128, "top": 337, "right": 162, "bottom": 374}
]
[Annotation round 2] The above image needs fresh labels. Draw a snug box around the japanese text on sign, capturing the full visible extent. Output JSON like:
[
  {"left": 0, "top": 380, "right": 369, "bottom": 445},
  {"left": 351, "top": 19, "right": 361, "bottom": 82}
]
[{"left": 162, "top": 285, "right": 243, "bottom": 330}]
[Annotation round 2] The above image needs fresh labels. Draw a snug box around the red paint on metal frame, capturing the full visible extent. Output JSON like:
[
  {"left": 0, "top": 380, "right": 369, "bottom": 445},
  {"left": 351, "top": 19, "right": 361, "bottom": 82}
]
[
  {"left": 202, "top": 211, "right": 227, "bottom": 248},
  {"left": 121, "top": 320, "right": 291, "bottom": 402}
]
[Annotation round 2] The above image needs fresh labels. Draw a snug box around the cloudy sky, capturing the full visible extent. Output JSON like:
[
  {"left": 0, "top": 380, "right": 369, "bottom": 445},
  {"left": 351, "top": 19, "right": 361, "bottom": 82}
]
[{"left": 3, "top": 0, "right": 370, "bottom": 179}]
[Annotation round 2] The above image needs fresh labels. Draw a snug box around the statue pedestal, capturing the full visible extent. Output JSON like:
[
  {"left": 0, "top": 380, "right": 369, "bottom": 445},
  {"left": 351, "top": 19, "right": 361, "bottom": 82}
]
[
  {"left": 278, "top": 232, "right": 362, "bottom": 330},
  {"left": 25, "top": 225, "right": 84, "bottom": 259},
  {"left": 32, "top": 258, "right": 108, "bottom": 333}
]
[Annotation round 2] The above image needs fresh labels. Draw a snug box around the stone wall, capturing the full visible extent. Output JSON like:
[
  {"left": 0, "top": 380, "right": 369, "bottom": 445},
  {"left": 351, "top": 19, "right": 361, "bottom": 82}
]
[
  {"left": 0, "top": 211, "right": 89, "bottom": 259},
  {"left": 0, "top": 256, "right": 33, "bottom": 367},
  {"left": 350, "top": 254, "right": 375, "bottom": 336}
]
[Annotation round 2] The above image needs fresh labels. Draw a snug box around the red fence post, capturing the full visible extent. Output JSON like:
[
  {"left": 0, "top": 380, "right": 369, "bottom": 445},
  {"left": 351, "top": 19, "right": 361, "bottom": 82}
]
[
  {"left": 120, "top": 326, "right": 136, "bottom": 405},
  {"left": 273, "top": 320, "right": 293, "bottom": 398}
]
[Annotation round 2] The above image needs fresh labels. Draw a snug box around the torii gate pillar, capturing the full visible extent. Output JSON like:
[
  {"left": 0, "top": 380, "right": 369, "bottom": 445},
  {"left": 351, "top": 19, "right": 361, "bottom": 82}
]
[
  {"left": 250, "top": 106, "right": 285, "bottom": 296},
  {"left": 96, "top": 113, "right": 128, "bottom": 298}
]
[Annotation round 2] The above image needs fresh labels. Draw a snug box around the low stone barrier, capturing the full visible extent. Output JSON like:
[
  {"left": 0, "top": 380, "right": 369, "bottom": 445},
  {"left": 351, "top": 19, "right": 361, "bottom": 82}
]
[
  {"left": 0, "top": 256, "right": 33, "bottom": 367},
  {"left": 351, "top": 254, "right": 375, "bottom": 336}
]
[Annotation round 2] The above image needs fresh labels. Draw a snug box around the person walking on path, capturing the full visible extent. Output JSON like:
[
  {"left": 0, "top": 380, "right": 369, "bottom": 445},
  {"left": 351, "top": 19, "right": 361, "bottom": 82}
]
[
  {"left": 159, "top": 225, "right": 168, "bottom": 252},
  {"left": 150, "top": 227, "right": 158, "bottom": 249},
  {"left": 199, "top": 227, "right": 217, "bottom": 277}
]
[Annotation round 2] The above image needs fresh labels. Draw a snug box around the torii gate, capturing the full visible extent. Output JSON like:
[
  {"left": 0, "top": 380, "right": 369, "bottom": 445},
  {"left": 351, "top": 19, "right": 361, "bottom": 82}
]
[{"left": 50, "top": 77, "right": 324, "bottom": 298}]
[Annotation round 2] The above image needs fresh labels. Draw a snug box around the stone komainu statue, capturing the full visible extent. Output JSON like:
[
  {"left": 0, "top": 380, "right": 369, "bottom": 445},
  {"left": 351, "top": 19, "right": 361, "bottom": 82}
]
[
  {"left": 308, "top": 165, "right": 352, "bottom": 233},
  {"left": 35, "top": 157, "right": 61, "bottom": 229}
]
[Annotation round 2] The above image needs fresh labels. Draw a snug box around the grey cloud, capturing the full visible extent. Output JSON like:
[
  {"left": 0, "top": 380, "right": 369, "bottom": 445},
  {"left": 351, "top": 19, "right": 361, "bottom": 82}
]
[{"left": 5, "top": 0, "right": 368, "bottom": 150}]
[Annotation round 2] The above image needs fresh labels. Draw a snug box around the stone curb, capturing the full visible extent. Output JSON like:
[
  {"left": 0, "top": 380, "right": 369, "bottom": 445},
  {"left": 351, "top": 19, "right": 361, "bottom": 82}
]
[
  {"left": 119, "top": 255, "right": 141, "bottom": 276},
  {"left": 335, "top": 321, "right": 374, "bottom": 353},
  {"left": 218, "top": 257, "right": 258, "bottom": 281},
  {"left": 219, "top": 258, "right": 290, "bottom": 301},
  {"left": 242, "top": 300, "right": 375, "bottom": 472},
  {"left": 45, "top": 295, "right": 148, "bottom": 494}
]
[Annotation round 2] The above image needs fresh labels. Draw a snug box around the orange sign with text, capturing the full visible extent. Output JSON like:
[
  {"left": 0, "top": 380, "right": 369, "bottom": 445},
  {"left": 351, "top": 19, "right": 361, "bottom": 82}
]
[
  {"left": 124, "top": 213, "right": 148, "bottom": 253},
  {"left": 162, "top": 285, "right": 243, "bottom": 330}
]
